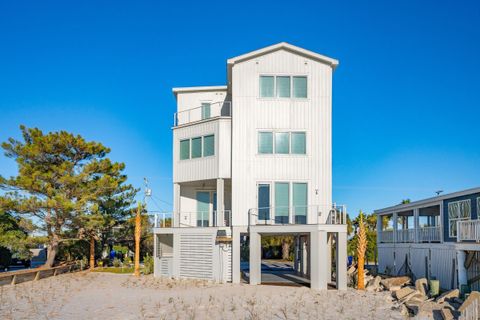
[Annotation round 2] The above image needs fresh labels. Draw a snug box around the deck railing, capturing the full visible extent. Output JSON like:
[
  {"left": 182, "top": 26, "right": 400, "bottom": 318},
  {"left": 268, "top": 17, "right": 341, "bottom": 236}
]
[
  {"left": 154, "top": 211, "right": 232, "bottom": 228},
  {"left": 248, "top": 204, "right": 347, "bottom": 226},
  {"left": 174, "top": 101, "right": 231, "bottom": 126},
  {"left": 0, "top": 262, "right": 82, "bottom": 286},
  {"left": 418, "top": 226, "right": 441, "bottom": 242},
  {"left": 457, "top": 220, "right": 480, "bottom": 242}
]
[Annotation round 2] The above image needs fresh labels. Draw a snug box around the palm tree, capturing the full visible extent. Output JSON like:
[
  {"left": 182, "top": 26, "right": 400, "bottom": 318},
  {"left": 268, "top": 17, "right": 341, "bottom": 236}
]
[{"left": 357, "top": 211, "right": 367, "bottom": 290}]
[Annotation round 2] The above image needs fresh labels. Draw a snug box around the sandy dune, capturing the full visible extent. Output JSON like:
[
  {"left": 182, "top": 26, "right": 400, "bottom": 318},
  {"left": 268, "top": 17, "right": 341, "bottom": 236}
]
[{"left": 0, "top": 272, "right": 404, "bottom": 319}]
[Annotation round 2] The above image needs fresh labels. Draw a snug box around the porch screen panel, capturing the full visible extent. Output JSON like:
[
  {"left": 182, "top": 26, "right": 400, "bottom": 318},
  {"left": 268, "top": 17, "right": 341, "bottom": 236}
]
[
  {"left": 448, "top": 199, "right": 471, "bottom": 237},
  {"left": 293, "top": 183, "right": 307, "bottom": 224},
  {"left": 258, "top": 184, "right": 270, "bottom": 222},
  {"left": 275, "top": 183, "right": 289, "bottom": 224}
]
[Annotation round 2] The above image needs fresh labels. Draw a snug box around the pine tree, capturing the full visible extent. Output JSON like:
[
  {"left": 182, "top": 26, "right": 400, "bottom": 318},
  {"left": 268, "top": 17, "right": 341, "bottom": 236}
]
[{"left": 0, "top": 126, "right": 136, "bottom": 267}]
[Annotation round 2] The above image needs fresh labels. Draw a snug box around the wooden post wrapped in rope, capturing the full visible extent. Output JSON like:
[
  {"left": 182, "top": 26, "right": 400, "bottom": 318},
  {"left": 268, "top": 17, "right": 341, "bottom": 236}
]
[{"left": 89, "top": 237, "right": 95, "bottom": 271}]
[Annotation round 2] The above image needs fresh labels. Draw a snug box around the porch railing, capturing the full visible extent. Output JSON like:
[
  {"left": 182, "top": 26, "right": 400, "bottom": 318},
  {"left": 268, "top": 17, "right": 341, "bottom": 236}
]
[
  {"left": 379, "top": 230, "right": 394, "bottom": 243},
  {"left": 154, "top": 211, "right": 232, "bottom": 228},
  {"left": 419, "top": 226, "right": 441, "bottom": 242},
  {"left": 174, "top": 101, "right": 232, "bottom": 126},
  {"left": 248, "top": 204, "right": 347, "bottom": 226},
  {"left": 457, "top": 220, "right": 480, "bottom": 242},
  {"left": 396, "top": 229, "right": 415, "bottom": 243}
]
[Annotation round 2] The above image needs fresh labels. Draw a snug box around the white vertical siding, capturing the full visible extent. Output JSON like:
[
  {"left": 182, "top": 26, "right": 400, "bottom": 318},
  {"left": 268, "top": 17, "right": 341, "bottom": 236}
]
[
  {"left": 176, "top": 90, "right": 227, "bottom": 113},
  {"left": 231, "top": 49, "right": 333, "bottom": 226}
]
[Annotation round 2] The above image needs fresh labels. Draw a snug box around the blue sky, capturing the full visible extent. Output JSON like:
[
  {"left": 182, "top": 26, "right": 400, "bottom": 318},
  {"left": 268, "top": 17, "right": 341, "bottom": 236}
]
[{"left": 0, "top": 0, "right": 479, "bottom": 216}]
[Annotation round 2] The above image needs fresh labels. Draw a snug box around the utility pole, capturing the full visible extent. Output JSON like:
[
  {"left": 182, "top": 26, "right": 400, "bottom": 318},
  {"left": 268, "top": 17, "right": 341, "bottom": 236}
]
[{"left": 134, "top": 178, "right": 151, "bottom": 277}]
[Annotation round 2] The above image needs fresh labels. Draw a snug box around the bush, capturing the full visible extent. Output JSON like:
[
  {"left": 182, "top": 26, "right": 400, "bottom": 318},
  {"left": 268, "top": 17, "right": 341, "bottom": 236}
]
[
  {"left": 112, "top": 257, "right": 122, "bottom": 267},
  {"left": 123, "top": 255, "right": 132, "bottom": 266},
  {"left": 143, "top": 254, "right": 154, "bottom": 275}
]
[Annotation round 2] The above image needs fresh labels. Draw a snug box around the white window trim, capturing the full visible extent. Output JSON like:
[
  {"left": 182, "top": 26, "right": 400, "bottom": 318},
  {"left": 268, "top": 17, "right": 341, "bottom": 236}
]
[
  {"left": 179, "top": 134, "right": 215, "bottom": 161},
  {"left": 448, "top": 199, "right": 471, "bottom": 238}
]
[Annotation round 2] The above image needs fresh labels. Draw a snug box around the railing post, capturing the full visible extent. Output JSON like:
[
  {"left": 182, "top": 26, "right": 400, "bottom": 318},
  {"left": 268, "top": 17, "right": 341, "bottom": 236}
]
[{"left": 457, "top": 220, "right": 461, "bottom": 242}]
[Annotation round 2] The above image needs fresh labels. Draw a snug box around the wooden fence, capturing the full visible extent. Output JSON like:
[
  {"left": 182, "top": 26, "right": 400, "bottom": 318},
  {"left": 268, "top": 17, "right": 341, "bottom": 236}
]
[{"left": 0, "top": 262, "right": 83, "bottom": 286}]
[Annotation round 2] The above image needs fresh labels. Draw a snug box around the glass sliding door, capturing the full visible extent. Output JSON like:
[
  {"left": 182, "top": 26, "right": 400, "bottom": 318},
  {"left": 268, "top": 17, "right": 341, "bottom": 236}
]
[
  {"left": 293, "top": 183, "right": 307, "bottom": 224},
  {"left": 257, "top": 184, "right": 270, "bottom": 222},
  {"left": 275, "top": 182, "right": 290, "bottom": 224},
  {"left": 196, "top": 191, "right": 210, "bottom": 227}
]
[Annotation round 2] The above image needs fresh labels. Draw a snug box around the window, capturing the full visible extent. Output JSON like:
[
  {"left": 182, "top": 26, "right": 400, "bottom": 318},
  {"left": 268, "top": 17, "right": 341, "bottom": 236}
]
[
  {"left": 293, "top": 183, "right": 307, "bottom": 224},
  {"left": 258, "top": 132, "right": 273, "bottom": 154},
  {"left": 191, "top": 137, "right": 202, "bottom": 158},
  {"left": 258, "top": 184, "right": 271, "bottom": 221},
  {"left": 180, "top": 139, "right": 190, "bottom": 160},
  {"left": 260, "top": 76, "right": 274, "bottom": 98},
  {"left": 448, "top": 199, "right": 471, "bottom": 237},
  {"left": 259, "top": 75, "right": 307, "bottom": 99},
  {"left": 203, "top": 135, "right": 215, "bottom": 157},
  {"left": 291, "top": 132, "right": 306, "bottom": 154},
  {"left": 477, "top": 197, "right": 480, "bottom": 219},
  {"left": 293, "top": 76, "right": 307, "bottom": 98},
  {"left": 276, "top": 76, "right": 291, "bottom": 98},
  {"left": 275, "top": 132, "right": 290, "bottom": 154},
  {"left": 201, "top": 103, "right": 211, "bottom": 120},
  {"left": 275, "top": 182, "right": 289, "bottom": 224}
]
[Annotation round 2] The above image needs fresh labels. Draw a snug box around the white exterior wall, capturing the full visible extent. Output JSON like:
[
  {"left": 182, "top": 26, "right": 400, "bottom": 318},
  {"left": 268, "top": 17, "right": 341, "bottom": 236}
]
[
  {"left": 176, "top": 90, "right": 227, "bottom": 112},
  {"left": 231, "top": 49, "right": 333, "bottom": 226},
  {"left": 173, "top": 118, "right": 231, "bottom": 183}
]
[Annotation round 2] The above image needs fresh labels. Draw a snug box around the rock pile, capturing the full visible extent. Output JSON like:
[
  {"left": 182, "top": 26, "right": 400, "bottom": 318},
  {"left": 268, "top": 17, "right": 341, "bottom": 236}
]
[{"left": 347, "top": 265, "right": 479, "bottom": 319}]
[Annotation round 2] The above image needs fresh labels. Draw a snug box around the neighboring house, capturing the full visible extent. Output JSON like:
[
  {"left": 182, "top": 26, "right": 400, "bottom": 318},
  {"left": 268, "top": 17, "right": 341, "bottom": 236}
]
[
  {"left": 153, "top": 42, "right": 348, "bottom": 290},
  {"left": 376, "top": 187, "right": 480, "bottom": 291}
]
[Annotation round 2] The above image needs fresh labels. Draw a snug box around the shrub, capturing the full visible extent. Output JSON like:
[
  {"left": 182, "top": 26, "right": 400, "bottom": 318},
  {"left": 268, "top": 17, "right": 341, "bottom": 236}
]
[
  {"left": 143, "top": 254, "right": 154, "bottom": 275},
  {"left": 123, "top": 255, "right": 132, "bottom": 266},
  {"left": 112, "top": 257, "right": 122, "bottom": 267}
]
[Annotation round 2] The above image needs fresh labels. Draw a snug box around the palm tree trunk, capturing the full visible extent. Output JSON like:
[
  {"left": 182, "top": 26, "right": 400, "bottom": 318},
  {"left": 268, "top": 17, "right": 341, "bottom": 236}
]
[
  {"left": 89, "top": 237, "right": 95, "bottom": 270},
  {"left": 134, "top": 203, "right": 142, "bottom": 277},
  {"left": 357, "top": 213, "right": 367, "bottom": 290}
]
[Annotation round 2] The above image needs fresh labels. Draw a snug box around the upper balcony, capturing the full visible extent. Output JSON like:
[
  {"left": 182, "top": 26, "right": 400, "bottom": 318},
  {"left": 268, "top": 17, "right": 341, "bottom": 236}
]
[
  {"left": 174, "top": 101, "right": 232, "bottom": 127},
  {"left": 457, "top": 220, "right": 480, "bottom": 242}
]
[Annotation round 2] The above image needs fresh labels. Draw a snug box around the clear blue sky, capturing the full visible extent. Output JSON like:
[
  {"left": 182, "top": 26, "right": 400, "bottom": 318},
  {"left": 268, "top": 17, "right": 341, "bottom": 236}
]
[{"left": 0, "top": 0, "right": 479, "bottom": 217}]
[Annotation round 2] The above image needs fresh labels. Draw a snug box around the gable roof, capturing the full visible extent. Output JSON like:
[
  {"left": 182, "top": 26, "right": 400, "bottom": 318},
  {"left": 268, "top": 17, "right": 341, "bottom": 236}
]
[{"left": 227, "top": 42, "right": 339, "bottom": 69}]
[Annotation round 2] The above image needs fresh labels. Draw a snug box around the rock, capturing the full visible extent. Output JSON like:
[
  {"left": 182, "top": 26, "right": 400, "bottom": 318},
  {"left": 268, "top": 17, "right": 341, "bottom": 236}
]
[
  {"left": 415, "top": 278, "right": 429, "bottom": 296},
  {"left": 436, "top": 289, "right": 459, "bottom": 304},
  {"left": 441, "top": 308, "right": 454, "bottom": 320},
  {"left": 381, "top": 276, "right": 411, "bottom": 290},
  {"left": 404, "top": 300, "right": 422, "bottom": 315},
  {"left": 399, "top": 304, "right": 410, "bottom": 317},
  {"left": 395, "top": 287, "right": 416, "bottom": 300},
  {"left": 389, "top": 285, "right": 402, "bottom": 292},
  {"left": 366, "top": 276, "right": 382, "bottom": 292}
]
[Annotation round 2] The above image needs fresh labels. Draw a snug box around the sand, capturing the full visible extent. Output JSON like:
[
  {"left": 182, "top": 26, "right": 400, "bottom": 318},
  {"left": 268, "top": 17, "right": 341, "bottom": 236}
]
[{"left": 0, "top": 272, "right": 405, "bottom": 319}]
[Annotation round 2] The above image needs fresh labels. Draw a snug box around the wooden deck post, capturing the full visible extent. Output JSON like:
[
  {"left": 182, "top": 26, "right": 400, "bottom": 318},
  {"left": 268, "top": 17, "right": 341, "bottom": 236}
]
[{"left": 11, "top": 275, "right": 16, "bottom": 285}]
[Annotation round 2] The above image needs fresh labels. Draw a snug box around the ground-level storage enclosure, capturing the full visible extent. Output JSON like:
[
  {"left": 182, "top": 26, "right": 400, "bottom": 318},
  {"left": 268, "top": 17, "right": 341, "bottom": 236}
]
[
  {"left": 154, "top": 229, "right": 232, "bottom": 283},
  {"left": 379, "top": 244, "right": 458, "bottom": 290}
]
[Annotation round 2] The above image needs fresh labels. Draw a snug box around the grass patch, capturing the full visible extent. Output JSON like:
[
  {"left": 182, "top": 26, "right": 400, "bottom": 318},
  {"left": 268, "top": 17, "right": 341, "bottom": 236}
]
[{"left": 92, "top": 267, "right": 138, "bottom": 274}]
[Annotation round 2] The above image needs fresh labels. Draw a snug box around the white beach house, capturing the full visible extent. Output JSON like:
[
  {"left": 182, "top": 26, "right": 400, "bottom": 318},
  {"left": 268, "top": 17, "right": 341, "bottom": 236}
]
[
  {"left": 376, "top": 187, "right": 480, "bottom": 291},
  {"left": 153, "top": 42, "right": 348, "bottom": 290}
]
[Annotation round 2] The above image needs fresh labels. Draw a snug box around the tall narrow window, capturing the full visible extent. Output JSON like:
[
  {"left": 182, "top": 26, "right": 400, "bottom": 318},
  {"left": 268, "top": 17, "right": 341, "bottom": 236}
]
[
  {"left": 258, "top": 184, "right": 271, "bottom": 222},
  {"left": 293, "top": 76, "right": 307, "bottom": 98},
  {"left": 203, "top": 135, "right": 215, "bottom": 157},
  {"left": 260, "top": 76, "right": 274, "bottom": 98},
  {"left": 201, "top": 103, "right": 211, "bottom": 120},
  {"left": 477, "top": 197, "right": 480, "bottom": 219},
  {"left": 275, "top": 132, "right": 290, "bottom": 154},
  {"left": 293, "top": 183, "right": 307, "bottom": 224},
  {"left": 291, "top": 132, "right": 306, "bottom": 154},
  {"left": 276, "top": 76, "right": 291, "bottom": 98},
  {"left": 180, "top": 139, "right": 190, "bottom": 160},
  {"left": 275, "top": 182, "right": 290, "bottom": 224},
  {"left": 196, "top": 191, "right": 210, "bottom": 227},
  {"left": 448, "top": 199, "right": 471, "bottom": 237},
  {"left": 258, "top": 132, "right": 273, "bottom": 154},
  {"left": 191, "top": 137, "right": 202, "bottom": 158}
]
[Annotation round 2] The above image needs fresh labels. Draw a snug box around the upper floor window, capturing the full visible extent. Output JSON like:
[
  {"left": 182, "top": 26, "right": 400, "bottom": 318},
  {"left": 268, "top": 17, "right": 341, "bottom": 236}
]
[
  {"left": 201, "top": 103, "right": 211, "bottom": 120},
  {"left": 448, "top": 199, "right": 471, "bottom": 237},
  {"left": 259, "top": 75, "right": 307, "bottom": 98},
  {"left": 477, "top": 197, "right": 480, "bottom": 219},
  {"left": 258, "top": 131, "right": 306, "bottom": 155},
  {"left": 179, "top": 134, "right": 215, "bottom": 160}
]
